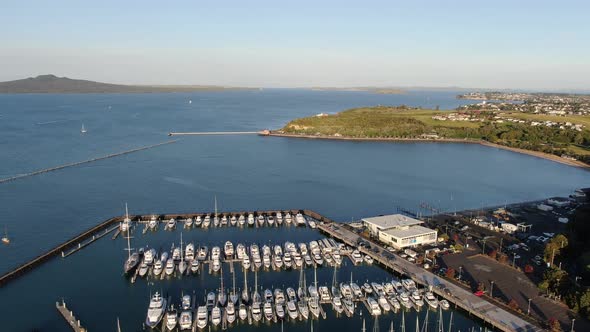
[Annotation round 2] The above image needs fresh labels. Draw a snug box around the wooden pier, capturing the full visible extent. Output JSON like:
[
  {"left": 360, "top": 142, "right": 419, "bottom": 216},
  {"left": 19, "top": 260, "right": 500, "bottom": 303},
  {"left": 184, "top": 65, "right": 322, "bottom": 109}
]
[{"left": 56, "top": 299, "right": 87, "bottom": 332}]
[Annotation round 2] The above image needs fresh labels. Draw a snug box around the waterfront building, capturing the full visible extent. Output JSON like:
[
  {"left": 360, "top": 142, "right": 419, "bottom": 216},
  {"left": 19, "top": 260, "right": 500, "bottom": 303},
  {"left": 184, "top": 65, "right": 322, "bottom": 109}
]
[{"left": 362, "top": 214, "right": 437, "bottom": 249}]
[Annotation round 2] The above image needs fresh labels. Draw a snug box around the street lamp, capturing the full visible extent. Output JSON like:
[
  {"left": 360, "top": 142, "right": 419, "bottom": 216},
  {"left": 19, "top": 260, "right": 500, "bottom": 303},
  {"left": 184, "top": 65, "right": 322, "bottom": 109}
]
[
  {"left": 490, "top": 280, "right": 494, "bottom": 298},
  {"left": 527, "top": 298, "right": 532, "bottom": 315},
  {"left": 571, "top": 318, "right": 575, "bottom": 332}
]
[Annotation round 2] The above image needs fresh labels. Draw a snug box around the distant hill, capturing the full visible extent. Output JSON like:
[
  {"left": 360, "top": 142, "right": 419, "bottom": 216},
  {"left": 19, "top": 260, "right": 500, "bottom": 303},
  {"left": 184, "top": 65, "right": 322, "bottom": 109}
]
[{"left": 0, "top": 75, "right": 255, "bottom": 93}]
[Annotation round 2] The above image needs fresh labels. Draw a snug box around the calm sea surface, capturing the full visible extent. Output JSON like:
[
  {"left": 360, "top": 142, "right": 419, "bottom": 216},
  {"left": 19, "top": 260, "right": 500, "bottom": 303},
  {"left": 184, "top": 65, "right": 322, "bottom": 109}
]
[{"left": 0, "top": 89, "right": 587, "bottom": 331}]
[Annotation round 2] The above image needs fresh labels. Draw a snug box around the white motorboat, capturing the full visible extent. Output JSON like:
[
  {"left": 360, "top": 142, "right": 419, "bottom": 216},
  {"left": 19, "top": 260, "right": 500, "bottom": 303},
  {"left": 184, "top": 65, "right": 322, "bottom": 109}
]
[
  {"left": 153, "top": 260, "right": 163, "bottom": 276},
  {"left": 295, "top": 213, "right": 306, "bottom": 226},
  {"left": 276, "top": 212, "right": 283, "bottom": 224},
  {"left": 283, "top": 252, "right": 293, "bottom": 269},
  {"left": 179, "top": 308, "right": 193, "bottom": 330},
  {"left": 362, "top": 283, "right": 373, "bottom": 295},
  {"left": 196, "top": 306, "right": 208, "bottom": 329},
  {"left": 238, "top": 214, "right": 246, "bottom": 226},
  {"left": 332, "top": 296, "right": 344, "bottom": 314},
  {"left": 195, "top": 215, "right": 202, "bottom": 227},
  {"left": 213, "top": 215, "right": 220, "bottom": 227},
  {"left": 367, "top": 297, "right": 382, "bottom": 316},
  {"left": 145, "top": 292, "right": 167, "bottom": 328},
  {"left": 238, "top": 303, "right": 248, "bottom": 321},
  {"left": 226, "top": 302, "right": 236, "bottom": 324},
  {"left": 224, "top": 241, "right": 234, "bottom": 259},
  {"left": 148, "top": 215, "right": 158, "bottom": 230},
  {"left": 364, "top": 255, "right": 374, "bottom": 264},
  {"left": 185, "top": 243, "right": 195, "bottom": 261},
  {"left": 203, "top": 215, "right": 211, "bottom": 228},
  {"left": 275, "top": 302, "right": 285, "bottom": 319},
  {"left": 378, "top": 295, "right": 391, "bottom": 312},
  {"left": 212, "top": 259, "right": 221, "bottom": 273},
  {"left": 286, "top": 287, "right": 297, "bottom": 302},
  {"left": 165, "top": 305, "right": 178, "bottom": 331},
  {"left": 308, "top": 220, "right": 317, "bottom": 228},
  {"left": 319, "top": 286, "right": 331, "bottom": 302},
  {"left": 211, "top": 246, "right": 221, "bottom": 260},
  {"left": 389, "top": 295, "right": 402, "bottom": 311},
  {"left": 342, "top": 297, "right": 354, "bottom": 315},
  {"left": 197, "top": 246, "right": 208, "bottom": 261},
  {"left": 273, "top": 254, "right": 283, "bottom": 269},
  {"left": 257, "top": 214, "right": 265, "bottom": 226},
  {"left": 285, "top": 212, "right": 292, "bottom": 224},
  {"left": 263, "top": 253, "right": 271, "bottom": 269},
  {"left": 206, "top": 292, "right": 216, "bottom": 311},
  {"left": 340, "top": 283, "right": 353, "bottom": 299},
  {"left": 184, "top": 217, "right": 193, "bottom": 228},
  {"left": 230, "top": 215, "right": 237, "bottom": 226},
  {"left": 247, "top": 213, "right": 255, "bottom": 226},
  {"left": 138, "top": 261, "right": 149, "bottom": 277},
  {"left": 410, "top": 291, "right": 424, "bottom": 308},
  {"left": 220, "top": 214, "right": 228, "bottom": 226},
  {"left": 268, "top": 216, "right": 275, "bottom": 226},
  {"left": 165, "top": 258, "right": 175, "bottom": 276},
  {"left": 398, "top": 292, "right": 412, "bottom": 309},
  {"left": 350, "top": 282, "right": 363, "bottom": 299},
  {"left": 424, "top": 291, "right": 439, "bottom": 309},
  {"left": 274, "top": 288, "right": 286, "bottom": 305},
  {"left": 242, "top": 256, "right": 251, "bottom": 270},
  {"left": 371, "top": 282, "right": 385, "bottom": 296},
  {"left": 351, "top": 250, "right": 363, "bottom": 264},
  {"left": 263, "top": 302, "right": 274, "bottom": 322},
  {"left": 440, "top": 299, "right": 450, "bottom": 310},
  {"left": 287, "top": 300, "right": 298, "bottom": 319},
  {"left": 401, "top": 279, "right": 416, "bottom": 291},
  {"left": 251, "top": 302, "right": 262, "bottom": 322},
  {"left": 167, "top": 218, "right": 176, "bottom": 230}
]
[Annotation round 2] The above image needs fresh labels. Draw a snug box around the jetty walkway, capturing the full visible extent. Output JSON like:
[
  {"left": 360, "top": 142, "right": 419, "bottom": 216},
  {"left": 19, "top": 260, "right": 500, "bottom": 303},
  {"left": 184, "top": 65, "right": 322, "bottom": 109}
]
[{"left": 318, "top": 223, "right": 542, "bottom": 332}]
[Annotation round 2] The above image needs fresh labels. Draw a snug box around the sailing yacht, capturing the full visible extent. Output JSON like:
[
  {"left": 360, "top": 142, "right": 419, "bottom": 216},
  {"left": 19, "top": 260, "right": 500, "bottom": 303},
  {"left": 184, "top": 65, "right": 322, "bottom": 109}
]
[
  {"left": 120, "top": 203, "right": 132, "bottom": 233},
  {"left": 80, "top": 123, "right": 87, "bottom": 134},
  {"left": 145, "top": 292, "right": 167, "bottom": 328},
  {"left": 123, "top": 232, "right": 139, "bottom": 275},
  {"left": 2, "top": 226, "right": 10, "bottom": 245}
]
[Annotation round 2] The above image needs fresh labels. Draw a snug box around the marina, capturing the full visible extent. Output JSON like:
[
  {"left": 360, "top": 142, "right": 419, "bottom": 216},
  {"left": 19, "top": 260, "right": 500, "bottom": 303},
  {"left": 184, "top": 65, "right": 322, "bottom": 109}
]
[{"left": 1, "top": 208, "right": 543, "bottom": 331}]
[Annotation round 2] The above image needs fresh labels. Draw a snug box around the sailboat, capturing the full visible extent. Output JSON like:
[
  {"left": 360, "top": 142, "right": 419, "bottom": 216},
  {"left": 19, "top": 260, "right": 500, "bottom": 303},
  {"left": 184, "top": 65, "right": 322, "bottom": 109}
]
[
  {"left": 230, "top": 269, "right": 239, "bottom": 304},
  {"left": 123, "top": 231, "right": 139, "bottom": 274},
  {"left": 241, "top": 268, "right": 250, "bottom": 304},
  {"left": 80, "top": 123, "right": 87, "bottom": 134},
  {"left": 2, "top": 226, "right": 9, "bottom": 245},
  {"left": 178, "top": 233, "right": 187, "bottom": 274},
  {"left": 218, "top": 266, "right": 227, "bottom": 306}
]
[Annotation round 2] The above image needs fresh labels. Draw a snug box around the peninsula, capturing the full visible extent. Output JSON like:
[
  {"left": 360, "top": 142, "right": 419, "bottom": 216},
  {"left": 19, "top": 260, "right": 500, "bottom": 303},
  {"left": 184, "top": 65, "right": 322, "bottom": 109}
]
[
  {"left": 275, "top": 105, "right": 590, "bottom": 168},
  {"left": 0, "top": 74, "right": 256, "bottom": 93}
]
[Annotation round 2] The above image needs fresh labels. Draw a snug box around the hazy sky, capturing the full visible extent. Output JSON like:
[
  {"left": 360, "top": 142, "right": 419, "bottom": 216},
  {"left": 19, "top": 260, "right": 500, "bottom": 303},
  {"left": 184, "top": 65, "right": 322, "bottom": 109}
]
[{"left": 1, "top": 0, "right": 589, "bottom": 89}]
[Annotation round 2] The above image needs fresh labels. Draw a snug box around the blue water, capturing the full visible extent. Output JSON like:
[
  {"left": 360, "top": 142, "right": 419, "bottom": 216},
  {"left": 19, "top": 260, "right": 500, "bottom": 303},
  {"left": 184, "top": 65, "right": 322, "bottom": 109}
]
[{"left": 0, "top": 89, "right": 587, "bottom": 331}]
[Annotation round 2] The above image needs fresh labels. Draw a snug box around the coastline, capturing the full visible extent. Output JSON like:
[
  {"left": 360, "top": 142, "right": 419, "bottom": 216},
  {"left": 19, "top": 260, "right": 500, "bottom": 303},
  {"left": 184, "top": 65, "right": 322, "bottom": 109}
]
[{"left": 267, "top": 132, "right": 590, "bottom": 170}]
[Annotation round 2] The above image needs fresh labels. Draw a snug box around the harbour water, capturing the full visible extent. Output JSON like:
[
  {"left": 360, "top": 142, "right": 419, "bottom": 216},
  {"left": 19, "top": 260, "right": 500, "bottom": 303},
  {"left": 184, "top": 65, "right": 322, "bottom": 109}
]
[{"left": 0, "top": 89, "right": 588, "bottom": 331}]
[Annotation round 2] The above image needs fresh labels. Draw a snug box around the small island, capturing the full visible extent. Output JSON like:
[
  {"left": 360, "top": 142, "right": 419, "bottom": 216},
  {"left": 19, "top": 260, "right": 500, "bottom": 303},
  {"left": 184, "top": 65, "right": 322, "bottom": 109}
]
[
  {"left": 273, "top": 105, "right": 590, "bottom": 168},
  {"left": 0, "top": 74, "right": 257, "bottom": 93}
]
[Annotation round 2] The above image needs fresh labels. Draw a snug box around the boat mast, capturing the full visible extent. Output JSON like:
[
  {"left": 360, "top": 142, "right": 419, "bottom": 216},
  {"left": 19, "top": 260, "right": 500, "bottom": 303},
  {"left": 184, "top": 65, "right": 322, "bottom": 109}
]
[
  {"left": 125, "top": 203, "right": 129, "bottom": 219},
  {"left": 314, "top": 264, "right": 318, "bottom": 290},
  {"left": 401, "top": 311, "right": 406, "bottom": 332},
  {"left": 232, "top": 268, "right": 236, "bottom": 296},
  {"left": 125, "top": 230, "right": 133, "bottom": 259},
  {"left": 214, "top": 195, "right": 218, "bottom": 217},
  {"left": 117, "top": 317, "right": 121, "bottom": 332},
  {"left": 362, "top": 318, "right": 366, "bottom": 332},
  {"left": 389, "top": 321, "right": 394, "bottom": 332},
  {"left": 447, "top": 312, "right": 453, "bottom": 332},
  {"left": 421, "top": 308, "right": 429, "bottom": 332},
  {"left": 180, "top": 232, "right": 184, "bottom": 261},
  {"left": 415, "top": 315, "right": 419, "bottom": 332},
  {"left": 438, "top": 307, "right": 444, "bottom": 332},
  {"left": 373, "top": 315, "right": 380, "bottom": 332}
]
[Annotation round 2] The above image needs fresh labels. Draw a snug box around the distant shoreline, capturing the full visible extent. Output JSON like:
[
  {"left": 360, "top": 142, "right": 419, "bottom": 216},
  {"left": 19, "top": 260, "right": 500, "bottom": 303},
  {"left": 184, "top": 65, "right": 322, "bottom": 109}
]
[{"left": 267, "top": 132, "right": 590, "bottom": 170}]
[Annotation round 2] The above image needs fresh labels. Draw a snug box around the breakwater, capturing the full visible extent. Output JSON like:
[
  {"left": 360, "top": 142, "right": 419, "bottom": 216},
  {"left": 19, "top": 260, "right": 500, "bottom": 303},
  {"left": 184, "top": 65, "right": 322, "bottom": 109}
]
[{"left": 0, "top": 140, "right": 178, "bottom": 185}]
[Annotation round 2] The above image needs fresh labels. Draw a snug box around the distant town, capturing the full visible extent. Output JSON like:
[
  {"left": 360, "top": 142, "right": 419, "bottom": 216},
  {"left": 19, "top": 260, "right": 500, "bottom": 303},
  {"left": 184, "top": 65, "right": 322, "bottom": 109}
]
[{"left": 457, "top": 92, "right": 590, "bottom": 116}]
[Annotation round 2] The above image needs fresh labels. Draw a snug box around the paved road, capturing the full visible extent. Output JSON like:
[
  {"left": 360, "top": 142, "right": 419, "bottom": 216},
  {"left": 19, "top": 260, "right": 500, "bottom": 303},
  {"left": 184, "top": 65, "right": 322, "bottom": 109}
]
[{"left": 320, "top": 223, "right": 543, "bottom": 332}]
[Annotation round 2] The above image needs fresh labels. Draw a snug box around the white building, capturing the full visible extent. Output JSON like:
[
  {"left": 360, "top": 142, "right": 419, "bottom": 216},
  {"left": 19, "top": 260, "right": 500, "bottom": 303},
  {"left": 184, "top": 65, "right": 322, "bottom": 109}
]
[{"left": 362, "top": 214, "right": 437, "bottom": 249}]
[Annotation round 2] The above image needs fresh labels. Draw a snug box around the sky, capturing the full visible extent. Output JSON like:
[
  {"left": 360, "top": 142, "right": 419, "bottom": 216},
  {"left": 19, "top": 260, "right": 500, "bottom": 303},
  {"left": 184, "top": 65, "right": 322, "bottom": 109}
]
[{"left": 1, "top": 0, "right": 589, "bottom": 90}]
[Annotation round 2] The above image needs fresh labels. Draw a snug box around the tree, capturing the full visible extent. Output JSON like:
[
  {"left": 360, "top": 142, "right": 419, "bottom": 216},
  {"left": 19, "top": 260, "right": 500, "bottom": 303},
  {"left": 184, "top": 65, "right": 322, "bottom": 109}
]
[
  {"left": 544, "top": 234, "right": 569, "bottom": 264},
  {"left": 446, "top": 268, "right": 456, "bottom": 279},
  {"left": 539, "top": 268, "right": 569, "bottom": 293}
]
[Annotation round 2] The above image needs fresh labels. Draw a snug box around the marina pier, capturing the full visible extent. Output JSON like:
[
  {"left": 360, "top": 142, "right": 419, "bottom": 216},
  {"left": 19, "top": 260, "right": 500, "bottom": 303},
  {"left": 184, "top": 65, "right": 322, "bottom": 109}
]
[{"left": 56, "top": 299, "right": 87, "bottom": 332}]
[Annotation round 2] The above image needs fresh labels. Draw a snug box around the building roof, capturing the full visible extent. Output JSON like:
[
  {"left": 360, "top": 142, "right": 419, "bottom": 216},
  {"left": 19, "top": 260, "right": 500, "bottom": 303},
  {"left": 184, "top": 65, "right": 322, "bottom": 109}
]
[
  {"left": 382, "top": 225, "right": 437, "bottom": 239},
  {"left": 362, "top": 214, "right": 423, "bottom": 229}
]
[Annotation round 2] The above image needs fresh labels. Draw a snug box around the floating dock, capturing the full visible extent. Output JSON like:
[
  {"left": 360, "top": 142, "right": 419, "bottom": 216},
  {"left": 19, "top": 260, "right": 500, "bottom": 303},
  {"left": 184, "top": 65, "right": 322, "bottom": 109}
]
[{"left": 56, "top": 299, "right": 87, "bottom": 332}]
